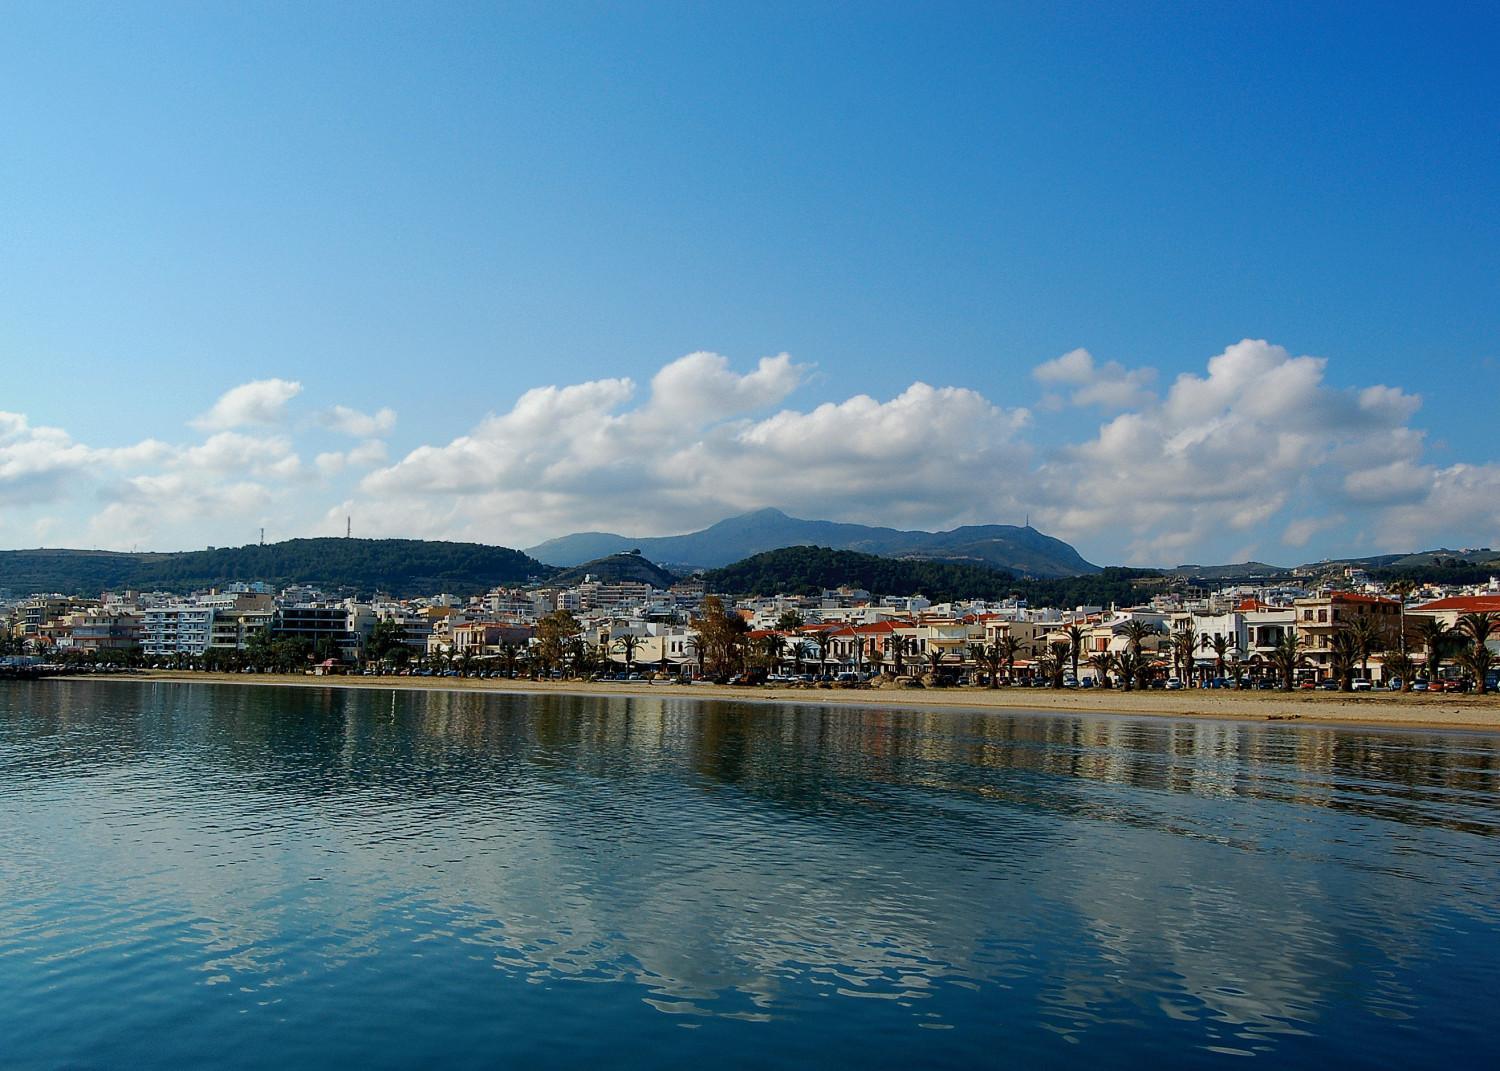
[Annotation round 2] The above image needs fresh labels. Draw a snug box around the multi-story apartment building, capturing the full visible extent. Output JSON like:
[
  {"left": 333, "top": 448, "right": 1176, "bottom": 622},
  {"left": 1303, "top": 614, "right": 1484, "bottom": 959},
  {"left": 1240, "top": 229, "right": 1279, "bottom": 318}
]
[
  {"left": 57, "top": 611, "right": 143, "bottom": 653},
  {"left": 142, "top": 605, "right": 215, "bottom": 657},
  {"left": 1292, "top": 592, "right": 1401, "bottom": 679},
  {"left": 209, "top": 610, "right": 274, "bottom": 652}
]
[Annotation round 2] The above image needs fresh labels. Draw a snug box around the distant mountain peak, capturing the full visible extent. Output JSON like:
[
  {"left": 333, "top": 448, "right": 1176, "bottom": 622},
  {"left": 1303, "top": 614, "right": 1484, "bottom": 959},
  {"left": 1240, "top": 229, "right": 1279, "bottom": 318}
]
[{"left": 526, "top": 510, "right": 1098, "bottom": 577}]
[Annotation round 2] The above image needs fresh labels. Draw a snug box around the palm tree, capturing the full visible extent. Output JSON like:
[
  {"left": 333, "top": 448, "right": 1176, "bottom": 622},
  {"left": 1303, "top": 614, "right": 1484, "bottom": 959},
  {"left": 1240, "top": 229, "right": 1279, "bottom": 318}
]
[
  {"left": 1170, "top": 624, "right": 1197, "bottom": 685},
  {"left": 1411, "top": 616, "right": 1455, "bottom": 683},
  {"left": 806, "top": 635, "right": 827, "bottom": 678},
  {"left": 1268, "top": 632, "right": 1305, "bottom": 691},
  {"left": 1346, "top": 615, "right": 1385, "bottom": 683},
  {"left": 1328, "top": 627, "right": 1359, "bottom": 691},
  {"left": 1121, "top": 619, "right": 1156, "bottom": 657},
  {"left": 685, "top": 635, "right": 707, "bottom": 679},
  {"left": 1456, "top": 612, "right": 1497, "bottom": 695},
  {"left": 968, "top": 643, "right": 986, "bottom": 684},
  {"left": 1382, "top": 650, "right": 1416, "bottom": 692},
  {"left": 1048, "top": 641, "right": 1070, "bottom": 687},
  {"left": 613, "top": 634, "right": 643, "bottom": 675},
  {"left": 1088, "top": 650, "right": 1115, "bottom": 688},
  {"left": 1114, "top": 648, "right": 1140, "bottom": 692},
  {"left": 1210, "top": 633, "right": 1230, "bottom": 682},
  {"left": 1064, "top": 624, "right": 1085, "bottom": 683},
  {"left": 998, "top": 634, "right": 1022, "bottom": 684},
  {"left": 887, "top": 635, "right": 910, "bottom": 677},
  {"left": 1120, "top": 619, "right": 1157, "bottom": 689},
  {"left": 1035, "top": 646, "right": 1058, "bottom": 687},
  {"left": 761, "top": 633, "right": 786, "bottom": 674}
]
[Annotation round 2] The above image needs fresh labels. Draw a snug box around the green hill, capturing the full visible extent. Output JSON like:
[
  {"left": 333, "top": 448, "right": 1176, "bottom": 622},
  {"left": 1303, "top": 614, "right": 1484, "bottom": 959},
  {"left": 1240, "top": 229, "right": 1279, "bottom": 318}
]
[
  {"left": 701, "top": 547, "right": 1157, "bottom": 607},
  {"left": 549, "top": 551, "right": 678, "bottom": 588},
  {"left": 0, "top": 538, "right": 554, "bottom": 598}
]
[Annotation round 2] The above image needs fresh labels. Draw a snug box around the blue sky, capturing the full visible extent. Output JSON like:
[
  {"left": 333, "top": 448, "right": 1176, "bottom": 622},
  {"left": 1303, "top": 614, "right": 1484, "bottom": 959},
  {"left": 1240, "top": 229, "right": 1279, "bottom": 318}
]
[{"left": 2, "top": 2, "right": 1497, "bottom": 566}]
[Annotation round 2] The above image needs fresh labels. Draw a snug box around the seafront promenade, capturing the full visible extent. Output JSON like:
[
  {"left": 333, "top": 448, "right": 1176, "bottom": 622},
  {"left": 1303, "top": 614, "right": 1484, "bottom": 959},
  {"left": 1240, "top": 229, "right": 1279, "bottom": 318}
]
[{"left": 73, "top": 669, "right": 1500, "bottom": 733}]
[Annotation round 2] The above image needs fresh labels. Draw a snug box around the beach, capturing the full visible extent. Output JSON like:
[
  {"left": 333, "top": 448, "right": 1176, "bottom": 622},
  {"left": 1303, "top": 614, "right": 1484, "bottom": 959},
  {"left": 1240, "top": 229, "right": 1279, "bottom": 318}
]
[{"left": 62, "top": 670, "right": 1500, "bottom": 733}]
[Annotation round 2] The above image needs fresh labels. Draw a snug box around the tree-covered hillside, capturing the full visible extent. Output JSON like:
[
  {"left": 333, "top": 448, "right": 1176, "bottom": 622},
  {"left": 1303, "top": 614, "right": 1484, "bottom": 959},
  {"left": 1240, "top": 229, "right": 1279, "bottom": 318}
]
[
  {"left": 549, "top": 551, "right": 678, "bottom": 588},
  {"left": 700, "top": 547, "right": 1158, "bottom": 607},
  {"left": 0, "top": 539, "right": 554, "bottom": 597}
]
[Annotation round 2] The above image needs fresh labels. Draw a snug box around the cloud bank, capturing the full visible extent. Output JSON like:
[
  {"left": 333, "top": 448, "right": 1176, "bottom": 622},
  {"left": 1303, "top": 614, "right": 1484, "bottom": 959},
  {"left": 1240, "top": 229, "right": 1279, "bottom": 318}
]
[{"left": 1, "top": 341, "right": 1495, "bottom": 564}]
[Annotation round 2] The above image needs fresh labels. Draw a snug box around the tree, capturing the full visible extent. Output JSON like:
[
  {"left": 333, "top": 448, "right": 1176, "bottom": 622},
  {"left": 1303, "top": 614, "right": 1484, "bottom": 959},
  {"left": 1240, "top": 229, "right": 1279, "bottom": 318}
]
[
  {"left": 364, "top": 617, "right": 408, "bottom": 666},
  {"left": 1346, "top": 615, "right": 1385, "bottom": 682},
  {"left": 1035, "top": 646, "right": 1058, "bottom": 688},
  {"left": 1268, "top": 632, "right": 1305, "bottom": 691},
  {"left": 774, "top": 610, "right": 805, "bottom": 631},
  {"left": 761, "top": 633, "right": 786, "bottom": 673},
  {"left": 887, "top": 635, "right": 912, "bottom": 676},
  {"left": 1170, "top": 624, "right": 1197, "bottom": 685},
  {"left": 612, "top": 633, "right": 643, "bottom": 675},
  {"left": 1088, "top": 650, "right": 1115, "bottom": 688},
  {"left": 689, "top": 596, "right": 748, "bottom": 678},
  {"left": 998, "top": 634, "right": 1022, "bottom": 684},
  {"left": 1210, "top": 633, "right": 1230, "bottom": 681},
  {"left": 685, "top": 634, "right": 707, "bottom": 679},
  {"left": 1328, "top": 627, "right": 1358, "bottom": 691},
  {"left": 979, "top": 643, "right": 1003, "bottom": 687},
  {"left": 1456, "top": 612, "right": 1498, "bottom": 695},
  {"left": 534, "top": 609, "right": 581, "bottom": 674},
  {"left": 968, "top": 643, "right": 987, "bottom": 684},
  {"left": 1411, "top": 616, "right": 1456, "bottom": 682},
  {"left": 1064, "top": 624, "right": 1085, "bottom": 683},
  {"left": 806, "top": 634, "right": 827, "bottom": 677},
  {"left": 1120, "top": 620, "right": 1157, "bottom": 689},
  {"left": 1382, "top": 650, "right": 1416, "bottom": 692},
  {"left": 1048, "top": 640, "right": 1070, "bottom": 687}
]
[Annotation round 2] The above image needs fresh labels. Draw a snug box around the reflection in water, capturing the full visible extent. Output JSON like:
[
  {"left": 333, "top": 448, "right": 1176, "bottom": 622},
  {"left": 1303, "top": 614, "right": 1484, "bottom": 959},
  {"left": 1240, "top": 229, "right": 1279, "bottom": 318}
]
[{"left": 1, "top": 680, "right": 1497, "bottom": 1069}]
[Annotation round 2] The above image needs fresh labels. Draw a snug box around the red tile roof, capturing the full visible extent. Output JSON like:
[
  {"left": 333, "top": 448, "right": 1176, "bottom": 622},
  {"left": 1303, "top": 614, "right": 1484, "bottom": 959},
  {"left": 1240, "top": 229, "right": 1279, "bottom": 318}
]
[{"left": 1413, "top": 595, "right": 1500, "bottom": 613}]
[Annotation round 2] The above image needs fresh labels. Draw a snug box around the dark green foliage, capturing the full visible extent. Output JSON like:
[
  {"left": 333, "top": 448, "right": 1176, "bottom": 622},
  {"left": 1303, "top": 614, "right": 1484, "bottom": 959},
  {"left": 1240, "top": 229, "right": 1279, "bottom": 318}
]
[
  {"left": 701, "top": 547, "right": 1158, "bottom": 606},
  {"left": 1373, "top": 556, "right": 1500, "bottom": 586},
  {"left": 0, "top": 539, "right": 554, "bottom": 597},
  {"left": 548, "top": 553, "right": 678, "bottom": 588}
]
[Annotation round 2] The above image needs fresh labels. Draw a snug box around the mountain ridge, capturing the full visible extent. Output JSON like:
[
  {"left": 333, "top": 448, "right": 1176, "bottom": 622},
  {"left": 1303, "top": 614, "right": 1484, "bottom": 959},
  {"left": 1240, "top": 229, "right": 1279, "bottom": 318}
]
[{"left": 526, "top": 508, "right": 1100, "bottom": 578}]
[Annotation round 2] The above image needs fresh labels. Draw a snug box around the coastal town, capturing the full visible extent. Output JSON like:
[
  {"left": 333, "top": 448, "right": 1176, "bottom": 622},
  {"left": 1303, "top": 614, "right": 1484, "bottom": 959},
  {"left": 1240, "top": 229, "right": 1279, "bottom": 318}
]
[{"left": 5, "top": 559, "right": 1498, "bottom": 694}]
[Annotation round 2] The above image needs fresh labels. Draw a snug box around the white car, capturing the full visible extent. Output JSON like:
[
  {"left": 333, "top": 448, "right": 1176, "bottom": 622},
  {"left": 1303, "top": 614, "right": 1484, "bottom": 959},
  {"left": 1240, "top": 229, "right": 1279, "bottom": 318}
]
[{"left": 1351, "top": 679, "right": 1373, "bottom": 691}]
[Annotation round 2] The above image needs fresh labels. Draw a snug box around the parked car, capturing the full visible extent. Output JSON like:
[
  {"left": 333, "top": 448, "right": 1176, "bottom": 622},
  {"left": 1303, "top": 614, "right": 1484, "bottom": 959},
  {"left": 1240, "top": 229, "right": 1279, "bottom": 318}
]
[
  {"left": 1351, "top": 679, "right": 1373, "bottom": 691},
  {"left": 1165, "top": 678, "right": 1183, "bottom": 690},
  {"left": 1298, "top": 679, "right": 1317, "bottom": 690},
  {"left": 1412, "top": 680, "right": 1430, "bottom": 692},
  {"left": 1318, "top": 678, "right": 1341, "bottom": 690}
]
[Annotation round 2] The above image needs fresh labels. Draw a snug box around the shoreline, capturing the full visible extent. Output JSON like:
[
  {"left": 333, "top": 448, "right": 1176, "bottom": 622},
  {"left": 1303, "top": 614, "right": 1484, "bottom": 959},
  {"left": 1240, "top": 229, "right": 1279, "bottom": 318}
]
[{"left": 43, "top": 670, "right": 1500, "bottom": 733}]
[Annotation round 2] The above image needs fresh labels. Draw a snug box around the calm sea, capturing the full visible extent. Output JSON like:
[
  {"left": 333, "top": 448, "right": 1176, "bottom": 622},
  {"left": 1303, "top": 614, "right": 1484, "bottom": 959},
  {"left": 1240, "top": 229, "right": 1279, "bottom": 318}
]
[{"left": 1, "top": 681, "right": 1497, "bottom": 1069}]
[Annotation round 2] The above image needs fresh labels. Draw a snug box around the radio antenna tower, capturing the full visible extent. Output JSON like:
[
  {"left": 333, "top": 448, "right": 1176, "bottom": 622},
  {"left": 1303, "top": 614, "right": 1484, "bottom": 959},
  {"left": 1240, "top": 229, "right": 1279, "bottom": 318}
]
[{"left": 346, "top": 516, "right": 352, "bottom": 538}]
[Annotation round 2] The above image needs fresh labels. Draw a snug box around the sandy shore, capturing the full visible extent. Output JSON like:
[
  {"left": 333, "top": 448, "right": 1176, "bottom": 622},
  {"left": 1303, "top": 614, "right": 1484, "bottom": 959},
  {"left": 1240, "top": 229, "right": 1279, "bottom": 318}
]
[{"left": 49, "top": 669, "right": 1500, "bottom": 733}]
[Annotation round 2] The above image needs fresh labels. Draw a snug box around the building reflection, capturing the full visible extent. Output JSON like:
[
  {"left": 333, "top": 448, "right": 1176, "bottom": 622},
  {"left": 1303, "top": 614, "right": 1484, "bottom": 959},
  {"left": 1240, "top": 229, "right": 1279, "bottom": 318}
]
[{"left": 3, "top": 680, "right": 1499, "bottom": 1046}]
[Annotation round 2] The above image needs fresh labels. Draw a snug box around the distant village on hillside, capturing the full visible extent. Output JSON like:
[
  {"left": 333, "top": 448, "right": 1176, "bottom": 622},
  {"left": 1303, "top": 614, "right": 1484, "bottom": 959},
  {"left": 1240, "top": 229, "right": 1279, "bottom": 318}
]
[{"left": 4, "top": 544, "right": 1498, "bottom": 692}]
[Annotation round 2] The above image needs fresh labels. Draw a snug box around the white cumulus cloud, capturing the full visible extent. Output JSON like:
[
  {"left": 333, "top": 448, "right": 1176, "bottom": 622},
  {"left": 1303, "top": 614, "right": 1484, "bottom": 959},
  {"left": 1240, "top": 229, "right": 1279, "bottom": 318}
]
[{"left": 192, "top": 378, "right": 303, "bottom": 430}]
